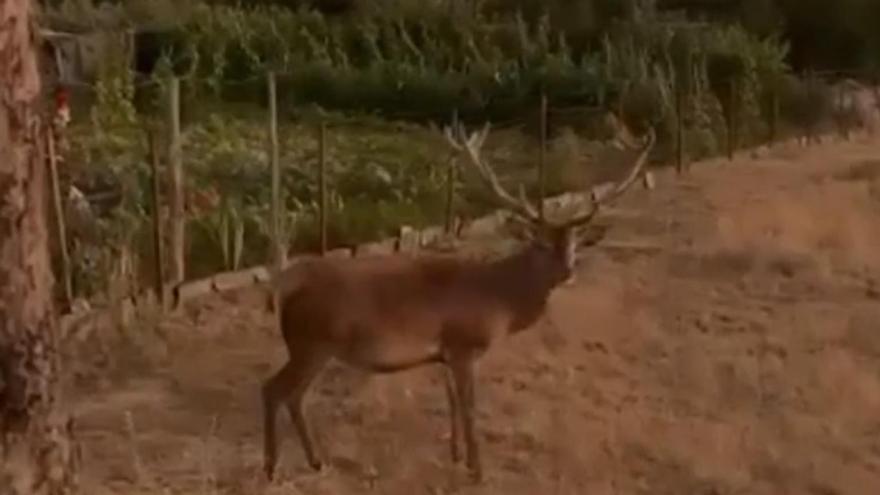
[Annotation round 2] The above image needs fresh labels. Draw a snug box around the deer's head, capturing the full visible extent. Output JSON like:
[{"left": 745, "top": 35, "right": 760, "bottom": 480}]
[{"left": 444, "top": 117, "right": 656, "bottom": 287}]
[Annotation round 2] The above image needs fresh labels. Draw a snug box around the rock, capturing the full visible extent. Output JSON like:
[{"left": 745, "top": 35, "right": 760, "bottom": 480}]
[
  {"left": 326, "top": 247, "right": 353, "bottom": 259},
  {"left": 396, "top": 225, "right": 420, "bottom": 253},
  {"left": 357, "top": 239, "right": 396, "bottom": 257},
  {"left": 419, "top": 226, "right": 444, "bottom": 248}
]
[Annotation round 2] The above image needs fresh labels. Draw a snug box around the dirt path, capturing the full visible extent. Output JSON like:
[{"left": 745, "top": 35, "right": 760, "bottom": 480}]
[{"left": 71, "top": 136, "right": 880, "bottom": 495}]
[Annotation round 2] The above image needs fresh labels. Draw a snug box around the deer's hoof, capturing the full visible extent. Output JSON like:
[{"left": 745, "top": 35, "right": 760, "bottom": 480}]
[
  {"left": 450, "top": 444, "right": 461, "bottom": 464},
  {"left": 467, "top": 466, "right": 483, "bottom": 484},
  {"left": 263, "top": 462, "right": 276, "bottom": 481},
  {"left": 308, "top": 458, "right": 325, "bottom": 472}
]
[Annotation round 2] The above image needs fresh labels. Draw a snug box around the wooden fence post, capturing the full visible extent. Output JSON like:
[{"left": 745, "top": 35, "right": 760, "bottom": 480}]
[
  {"left": 675, "top": 78, "right": 685, "bottom": 174},
  {"left": 167, "top": 77, "right": 185, "bottom": 284},
  {"left": 726, "top": 78, "right": 736, "bottom": 160},
  {"left": 733, "top": 77, "right": 740, "bottom": 155},
  {"left": 147, "top": 129, "right": 166, "bottom": 308},
  {"left": 835, "top": 82, "right": 848, "bottom": 140},
  {"left": 444, "top": 109, "right": 458, "bottom": 235},
  {"left": 46, "top": 126, "right": 73, "bottom": 310},
  {"left": 538, "top": 92, "right": 548, "bottom": 220},
  {"left": 318, "top": 122, "right": 328, "bottom": 255},
  {"left": 769, "top": 86, "right": 779, "bottom": 145},
  {"left": 806, "top": 71, "right": 816, "bottom": 145},
  {"left": 268, "top": 72, "right": 283, "bottom": 270},
  {"left": 670, "top": 30, "right": 692, "bottom": 174}
]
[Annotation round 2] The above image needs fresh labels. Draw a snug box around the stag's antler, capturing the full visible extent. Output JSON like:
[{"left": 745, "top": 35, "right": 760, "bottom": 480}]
[
  {"left": 443, "top": 118, "right": 655, "bottom": 230},
  {"left": 443, "top": 122, "right": 542, "bottom": 223},
  {"left": 559, "top": 125, "right": 656, "bottom": 230}
]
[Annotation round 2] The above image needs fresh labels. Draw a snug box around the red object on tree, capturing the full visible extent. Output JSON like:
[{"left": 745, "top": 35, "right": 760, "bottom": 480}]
[{"left": 54, "top": 85, "right": 71, "bottom": 127}]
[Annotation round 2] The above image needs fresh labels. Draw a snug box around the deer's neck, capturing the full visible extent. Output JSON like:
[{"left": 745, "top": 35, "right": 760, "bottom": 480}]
[{"left": 482, "top": 248, "right": 558, "bottom": 334}]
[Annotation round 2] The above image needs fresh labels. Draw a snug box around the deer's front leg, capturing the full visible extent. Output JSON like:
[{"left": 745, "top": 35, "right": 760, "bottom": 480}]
[{"left": 448, "top": 353, "right": 481, "bottom": 482}]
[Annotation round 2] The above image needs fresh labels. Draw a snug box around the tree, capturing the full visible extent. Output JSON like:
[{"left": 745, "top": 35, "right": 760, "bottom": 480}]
[{"left": 1, "top": 0, "right": 79, "bottom": 494}]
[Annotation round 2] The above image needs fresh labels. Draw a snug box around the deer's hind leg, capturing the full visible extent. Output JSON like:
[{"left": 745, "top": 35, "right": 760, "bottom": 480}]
[
  {"left": 443, "top": 366, "right": 462, "bottom": 463},
  {"left": 262, "top": 350, "right": 328, "bottom": 480}
]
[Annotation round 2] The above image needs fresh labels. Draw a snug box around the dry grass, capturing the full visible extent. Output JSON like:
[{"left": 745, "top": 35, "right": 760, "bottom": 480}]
[{"left": 68, "top": 133, "right": 880, "bottom": 494}]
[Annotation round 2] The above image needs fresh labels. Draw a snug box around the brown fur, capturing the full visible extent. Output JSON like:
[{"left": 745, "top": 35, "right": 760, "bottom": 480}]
[
  {"left": 277, "top": 246, "right": 571, "bottom": 367},
  {"left": 261, "top": 241, "right": 573, "bottom": 481}
]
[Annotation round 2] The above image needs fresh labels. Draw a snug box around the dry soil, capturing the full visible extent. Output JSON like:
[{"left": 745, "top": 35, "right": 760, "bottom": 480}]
[{"left": 69, "top": 134, "right": 880, "bottom": 495}]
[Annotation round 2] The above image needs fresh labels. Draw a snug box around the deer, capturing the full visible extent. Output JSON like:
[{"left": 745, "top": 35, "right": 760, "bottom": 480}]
[{"left": 260, "top": 117, "right": 656, "bottom": 482}]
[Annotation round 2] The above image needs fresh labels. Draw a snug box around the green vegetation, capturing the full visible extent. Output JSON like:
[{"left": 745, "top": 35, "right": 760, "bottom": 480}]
[{"left": 46, "top": 0, "right": 876, "bottom": 299}]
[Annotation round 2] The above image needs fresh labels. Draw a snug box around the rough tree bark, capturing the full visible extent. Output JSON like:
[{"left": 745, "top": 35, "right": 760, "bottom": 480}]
[{"left": 1, "top": 1, "right": 79, "bottom": 494}]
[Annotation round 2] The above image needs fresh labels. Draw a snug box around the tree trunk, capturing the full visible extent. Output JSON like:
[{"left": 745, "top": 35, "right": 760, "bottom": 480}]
[{"left": 1, "top": 1, "right": 79, "bottom": 494}]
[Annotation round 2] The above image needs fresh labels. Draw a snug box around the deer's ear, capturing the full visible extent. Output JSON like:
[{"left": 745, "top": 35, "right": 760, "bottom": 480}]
[
  {"left": 502, "top": 215, "right": 536, "bottom": 241},
  {"left": 578, "top": 223, "right": 610, "bottom": 247}
]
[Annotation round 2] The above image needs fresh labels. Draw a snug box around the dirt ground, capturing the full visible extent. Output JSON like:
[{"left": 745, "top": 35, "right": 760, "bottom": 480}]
[{"left": 68, "top": 134, "right": 880, "bottom": 495}]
